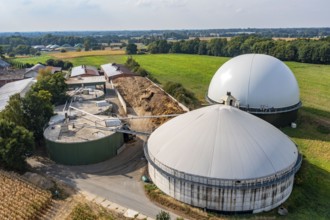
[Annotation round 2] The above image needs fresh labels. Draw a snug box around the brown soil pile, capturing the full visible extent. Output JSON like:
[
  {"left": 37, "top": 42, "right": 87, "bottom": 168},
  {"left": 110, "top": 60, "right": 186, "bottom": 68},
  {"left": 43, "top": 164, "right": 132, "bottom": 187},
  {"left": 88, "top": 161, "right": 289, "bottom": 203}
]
[{"left": 113, "top": 76, "right": 185, "bottom": 129}]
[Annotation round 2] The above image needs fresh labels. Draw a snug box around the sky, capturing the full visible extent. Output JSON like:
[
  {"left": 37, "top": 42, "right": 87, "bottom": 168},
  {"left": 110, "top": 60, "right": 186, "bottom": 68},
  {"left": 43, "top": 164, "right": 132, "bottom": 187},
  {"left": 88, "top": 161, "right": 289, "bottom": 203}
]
[{"left": 0, "top": 0, "right": 329, "bottom": 32}]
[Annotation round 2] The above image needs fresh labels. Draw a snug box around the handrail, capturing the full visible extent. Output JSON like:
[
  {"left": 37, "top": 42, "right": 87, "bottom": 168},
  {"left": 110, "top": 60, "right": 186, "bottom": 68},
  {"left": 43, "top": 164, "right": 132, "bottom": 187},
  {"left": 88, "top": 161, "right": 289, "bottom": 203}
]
[{"left": 144, "top": 143, "right": 302, "bottom": 190}]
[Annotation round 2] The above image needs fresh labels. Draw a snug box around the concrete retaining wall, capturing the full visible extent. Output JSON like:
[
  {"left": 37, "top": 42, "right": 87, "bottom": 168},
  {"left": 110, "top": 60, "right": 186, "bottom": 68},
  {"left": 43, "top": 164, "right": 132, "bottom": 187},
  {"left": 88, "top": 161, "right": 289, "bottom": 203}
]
[
  {"left": 148, "top": 163, "right": 295, "bottom": 213},
  {"left": 110, "top": 80, "right": 127, "bottom": 115}
]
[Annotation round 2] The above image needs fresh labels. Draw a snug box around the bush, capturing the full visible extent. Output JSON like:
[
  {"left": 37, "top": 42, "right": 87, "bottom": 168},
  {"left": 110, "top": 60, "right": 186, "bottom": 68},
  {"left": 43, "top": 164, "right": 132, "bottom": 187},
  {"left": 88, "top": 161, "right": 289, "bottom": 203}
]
[
  {"left": 8, "top": 52, "right": 15, "bottom": 57},
  {"left": 136, "top": 67, "right": 148, "bottom": 77},
  {"left": 0, "top": 120, "right": 34, "bottom": 171},
  {"left": 147, "top": 74, "right": 160, "bottom": 84},
  {"left": 60, "top": 49, "right": 66, "bottom": 53},
  {"left": 69, "top": 203, "right": 97, "bottom": 220},
  {"left": 156, "top": 210, "right": 171, "bottom": 220},
  {"left": 163, "top": 82, "right": 200, "bottom": 109},
  {"left": 125, "top": 57, "right": 140, "bottom": 70}
]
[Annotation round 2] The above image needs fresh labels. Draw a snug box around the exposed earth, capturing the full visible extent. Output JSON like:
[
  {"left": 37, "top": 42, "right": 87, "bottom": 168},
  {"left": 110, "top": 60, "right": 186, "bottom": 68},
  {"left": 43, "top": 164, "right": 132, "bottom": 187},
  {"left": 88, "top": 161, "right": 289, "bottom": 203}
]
[{"left": 113, "top": 76, "right": 186, "bottom": 130}]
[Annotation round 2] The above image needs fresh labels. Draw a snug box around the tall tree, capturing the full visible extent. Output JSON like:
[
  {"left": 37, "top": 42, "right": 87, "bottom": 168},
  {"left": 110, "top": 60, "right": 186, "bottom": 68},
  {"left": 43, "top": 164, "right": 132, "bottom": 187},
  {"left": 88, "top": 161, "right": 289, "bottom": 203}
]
[
  {"left": 0, "top": 94, "right": 25, "bottom": 127},
  {"left": 126, "top": 43, "right": 137, "bottom": 55},
  {"left": 22, "top": 90, "right": 54, "bottom": 141},
  {"left": 84, "top": 38, "right": 91, "bottom": 51},
  {"left": 0, "top": 45, "right": 4, "bottom": 58},
  {"left": 34, "top": 69, "right": 68, "bottom": 105},
  {"left": 0, "top": 120, "right": 34, "bottom": 171}
]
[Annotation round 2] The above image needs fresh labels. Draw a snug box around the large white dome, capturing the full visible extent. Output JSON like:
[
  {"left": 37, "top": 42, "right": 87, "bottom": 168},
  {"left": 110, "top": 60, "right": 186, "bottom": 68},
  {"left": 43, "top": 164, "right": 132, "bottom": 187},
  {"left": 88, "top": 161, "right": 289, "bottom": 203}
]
[
  {"left": 207, "top": 54, "right": 300, "bottom": 112},
  {"left": 147, "top": 105, "right": 298, "bottom": 180}
]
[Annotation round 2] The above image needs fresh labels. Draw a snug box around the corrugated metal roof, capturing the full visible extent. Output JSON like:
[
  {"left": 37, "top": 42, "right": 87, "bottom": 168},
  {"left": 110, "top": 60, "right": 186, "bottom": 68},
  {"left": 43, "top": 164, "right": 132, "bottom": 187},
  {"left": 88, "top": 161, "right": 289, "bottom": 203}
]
[
  {"left": 0, "top": 78, "right": 34, "bottom": 111},
  {"left": 71, "top": 65, "right": 99, "bottom": 77},
  {"left": 147, "top": 105, "right": 298, "bottom": 180},
  {"left": 101, "top": 63, "right": 122, "bottom": 78},
  {"left": 71, "top": 66, "right": 86, "bottom": 77},
  {"left": 208, "top": 54, "right": 300, "bottom": 109}
]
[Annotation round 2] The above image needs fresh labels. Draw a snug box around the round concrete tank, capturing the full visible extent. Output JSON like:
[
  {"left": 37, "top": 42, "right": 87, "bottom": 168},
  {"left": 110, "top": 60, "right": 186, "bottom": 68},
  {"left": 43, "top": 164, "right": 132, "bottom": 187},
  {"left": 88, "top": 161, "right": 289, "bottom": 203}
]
[
  {"left": 207, "top": 54, "right": 301, "bottom": 127},
  {"left": 145, "top": 105, "right": 302, "bottom": 214}
]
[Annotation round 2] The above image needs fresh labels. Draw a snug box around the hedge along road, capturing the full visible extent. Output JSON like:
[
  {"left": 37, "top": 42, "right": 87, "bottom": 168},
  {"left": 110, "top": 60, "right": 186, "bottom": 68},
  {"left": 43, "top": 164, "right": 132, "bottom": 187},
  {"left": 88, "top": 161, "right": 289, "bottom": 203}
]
[{"left": 28, "top": 137, "right": 181, "bottom": 219}]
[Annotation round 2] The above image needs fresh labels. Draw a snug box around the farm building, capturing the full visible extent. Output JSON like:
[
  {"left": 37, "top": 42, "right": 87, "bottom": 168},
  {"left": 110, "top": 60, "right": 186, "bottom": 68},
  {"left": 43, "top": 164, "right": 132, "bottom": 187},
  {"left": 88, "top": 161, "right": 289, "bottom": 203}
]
[
  {"left": 145, "top": 104, "right": 302, "bottom": 214},
  {"left": 0, "top": 59, "right": 10, "bottom": 69},
  {"left": 0, "top": 78, "right": 35, "bottom": 111},
  {"left": 70, "top": 65, "right": 99, "bottom": 78},
  {"left": 0, "top": 71, "right": 25, "bottom": 87},
  {"left": 44, "top": 88, "right": 124, "bottom": 165},
  {"left": 101, "top": 63, "right": 135, "bottom": 82},
  {"left": 206, "top": 54, "right": 301, "bottom": 127},
  {"left": 25, "top": 64, "right": 62, "bottom": 78},
  {"left": 32, "top": 45, "right": 46, "bottom": 50},
  {"left": 65, "top": 76, "right": 106, "bottom": 94}
]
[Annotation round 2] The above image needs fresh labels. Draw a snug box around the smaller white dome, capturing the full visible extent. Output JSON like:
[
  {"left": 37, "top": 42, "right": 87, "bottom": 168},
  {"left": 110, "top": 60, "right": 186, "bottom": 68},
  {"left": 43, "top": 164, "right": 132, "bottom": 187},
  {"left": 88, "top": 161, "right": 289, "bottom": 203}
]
[{"left": 207, "top": 54, "right": 300, "bottom": 112}]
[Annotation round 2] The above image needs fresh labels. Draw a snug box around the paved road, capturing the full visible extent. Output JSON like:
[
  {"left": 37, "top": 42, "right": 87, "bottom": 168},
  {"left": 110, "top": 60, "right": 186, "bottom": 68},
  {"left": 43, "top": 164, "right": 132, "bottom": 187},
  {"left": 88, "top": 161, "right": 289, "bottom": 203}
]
[{"left": 29, "top": 138, "right": 180, "bottom": 219}]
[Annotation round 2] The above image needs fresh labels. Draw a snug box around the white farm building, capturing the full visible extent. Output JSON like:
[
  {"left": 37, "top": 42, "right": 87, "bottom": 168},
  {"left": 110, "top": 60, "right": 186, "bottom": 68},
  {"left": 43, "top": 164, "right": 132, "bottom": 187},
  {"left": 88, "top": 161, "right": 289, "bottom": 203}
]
[{"left": 145, "top": 105, "right": 302, "bottom": 214}]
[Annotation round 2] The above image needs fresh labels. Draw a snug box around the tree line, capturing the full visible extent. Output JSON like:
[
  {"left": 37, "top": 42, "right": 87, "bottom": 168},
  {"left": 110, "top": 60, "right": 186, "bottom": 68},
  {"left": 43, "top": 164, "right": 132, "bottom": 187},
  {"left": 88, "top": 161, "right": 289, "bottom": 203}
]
[
  {"left": 0, "top": 34, "right": 125, "bottom": 56},
  {"left": 147, "top": 35, "right": 330, "bottom": 64},
  {"left": 0, "top": 70, "right": 68, "bottom": 172}
]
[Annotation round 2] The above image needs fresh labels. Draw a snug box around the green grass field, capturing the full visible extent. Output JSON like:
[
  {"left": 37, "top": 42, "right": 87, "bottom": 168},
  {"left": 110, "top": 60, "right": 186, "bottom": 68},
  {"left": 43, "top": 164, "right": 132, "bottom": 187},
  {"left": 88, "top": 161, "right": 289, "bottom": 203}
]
[
  {"left": 133, "top": 54, "right": 230, "bottom": 101},
  {"left": 13, "top": 52, "right": 127, "bottom": 67},
  {"left": 15, "top": 53, "right": 330, "bottom": 219}
]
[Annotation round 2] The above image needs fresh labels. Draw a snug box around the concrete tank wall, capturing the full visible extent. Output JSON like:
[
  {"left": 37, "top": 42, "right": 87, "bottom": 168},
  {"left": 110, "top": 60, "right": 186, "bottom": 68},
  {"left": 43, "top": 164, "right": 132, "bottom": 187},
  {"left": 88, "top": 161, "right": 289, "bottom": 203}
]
[
  {"left": 45, "top": 132, "right": 124, "bottom": 165},
  {"left": 148, "top": 163, "right": 295, "bottom": 213}
]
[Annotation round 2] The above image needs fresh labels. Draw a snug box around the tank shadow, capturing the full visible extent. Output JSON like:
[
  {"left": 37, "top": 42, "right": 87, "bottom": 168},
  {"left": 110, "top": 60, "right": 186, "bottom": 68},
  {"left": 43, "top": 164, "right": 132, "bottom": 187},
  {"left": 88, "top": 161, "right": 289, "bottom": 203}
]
[{"left": 281, "top": 108, "right": 330, "bottom": 142}]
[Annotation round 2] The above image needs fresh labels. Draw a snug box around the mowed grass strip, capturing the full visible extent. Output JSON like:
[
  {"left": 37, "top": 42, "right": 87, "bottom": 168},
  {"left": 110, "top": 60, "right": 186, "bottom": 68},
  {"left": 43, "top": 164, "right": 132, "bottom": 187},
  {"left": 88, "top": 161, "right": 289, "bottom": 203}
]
[
  {"left": 65, "top": 55, "right": 126, "bottom": 67},
  {"left": 13, "top": 54, "right": 54, "bottom": 64}
]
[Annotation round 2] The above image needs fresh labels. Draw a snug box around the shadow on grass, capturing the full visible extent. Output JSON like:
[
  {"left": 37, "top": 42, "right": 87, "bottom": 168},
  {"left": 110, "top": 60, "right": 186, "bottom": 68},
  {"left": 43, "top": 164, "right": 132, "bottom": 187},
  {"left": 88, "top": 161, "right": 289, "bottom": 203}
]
[
  {"left": 283, "top": 159, "right": 330, "bottom": 219},
  {"left": 210, "top": 160, "right": 330, "bottom": 219},
  {"left": 281, "top": 108, "right": 330, "bottom": 142},
  {"left": 302, "top": 106, "right": 330, "bottom": 119}
]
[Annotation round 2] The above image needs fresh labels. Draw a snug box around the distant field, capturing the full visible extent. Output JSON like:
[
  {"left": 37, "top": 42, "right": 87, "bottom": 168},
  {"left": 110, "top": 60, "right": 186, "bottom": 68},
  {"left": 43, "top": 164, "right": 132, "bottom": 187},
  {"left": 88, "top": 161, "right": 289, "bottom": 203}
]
[
  {"left": 14, "top": 50, "right": 126, "bottom": 66},
  {"left": 51, "top": 49, "right": 125, "bottom": 59},
  {"left": 14, "top": 53, "right": 330, "bottom": 218},
  {"left": 65, "top": 55, "right": 126, "bottom": 67},
  {"left": 272, "top": 37, "right": 321, "bottom": 41}
]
